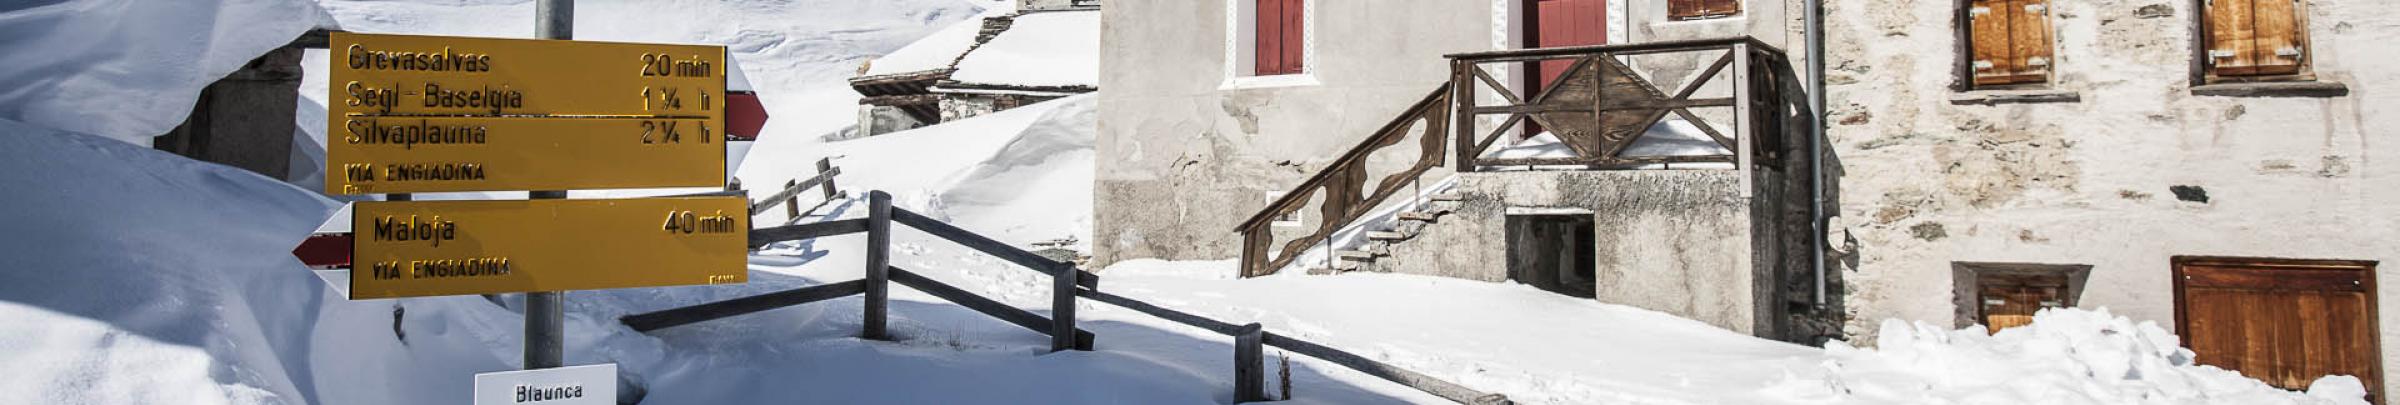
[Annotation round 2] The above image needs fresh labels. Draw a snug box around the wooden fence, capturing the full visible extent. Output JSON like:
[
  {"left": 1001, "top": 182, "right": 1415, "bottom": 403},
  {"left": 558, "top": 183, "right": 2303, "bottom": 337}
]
[
  {"left": 621, "top": 190, "right": 1508, "bottom": 404},
  {"left": 748, "top": 157, "right": 846, "bottom": 222}
]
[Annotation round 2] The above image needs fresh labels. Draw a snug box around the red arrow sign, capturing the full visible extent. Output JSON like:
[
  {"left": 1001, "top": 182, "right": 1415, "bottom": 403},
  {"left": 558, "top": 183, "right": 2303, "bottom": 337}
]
[
  {"left": 295, "top": 233, "right": 353, "bottom": 269},
  {"left": 725, "top": 56, "right": 769, "bottom": 140}
]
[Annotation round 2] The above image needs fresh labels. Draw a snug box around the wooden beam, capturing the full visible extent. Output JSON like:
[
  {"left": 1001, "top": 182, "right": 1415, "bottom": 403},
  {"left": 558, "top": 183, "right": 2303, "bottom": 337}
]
[
  {"left": 891, "top": 208, "right": 1101, "bottom": 289},
  {"left": 1262, "top": 332, "right": 1514, "bottom": 404},
  {"left": 863, "top": 191, "right": 893, "bottom": 340},
  {"left": 1075, "top": 288, "right": 1244, "bottom": 336},
  {"left": 1236, "top": 323, "right": 1269, "bottom": 402},
  {"left": 620, "top": 280, "right": 868, "bottom": 332},
  {"left": 890, "top": 267, "right": 1095, "bottom": 350},
  {"left": 1051, "top": 263, "right": 1082, "bottom": 352},
  {"left": 749, "top": 166, "right": 842, "bottom": 215}
]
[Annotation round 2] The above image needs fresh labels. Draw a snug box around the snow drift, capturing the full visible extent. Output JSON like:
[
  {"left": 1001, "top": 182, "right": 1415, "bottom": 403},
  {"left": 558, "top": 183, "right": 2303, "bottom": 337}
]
[{"left": 0, "top": 0, "right": 334, "bottom": 145}]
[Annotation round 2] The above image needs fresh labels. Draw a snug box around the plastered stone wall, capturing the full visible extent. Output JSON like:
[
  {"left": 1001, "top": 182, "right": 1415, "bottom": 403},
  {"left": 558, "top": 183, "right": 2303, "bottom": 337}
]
[
  {"left": 1821, "top": 0, "right": 2399, "bottom": 392},
  {"left": 1094, "top": 0, "right": 1491, "bottom": 265},
  {"left": 1382, "top": 170, "right": 1767, "bottom": 334}
]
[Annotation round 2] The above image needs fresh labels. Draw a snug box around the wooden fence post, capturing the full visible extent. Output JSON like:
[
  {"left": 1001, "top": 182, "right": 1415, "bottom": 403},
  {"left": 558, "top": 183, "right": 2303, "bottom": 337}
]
[
  {"left": 783, "top": 179, "right": 802, "bottom": 219},
  {"left": 1235, "top": 323, "right": 1268, "bottom": 403},
  {"left": 1051, "top": 262, "right": 1080, "bottom": 352},
  {"left": 863, "top": 191, "right": 892, "bottom": 340},
  {"left": 815, "top": 158, "right": 839, "bottom": 200}
]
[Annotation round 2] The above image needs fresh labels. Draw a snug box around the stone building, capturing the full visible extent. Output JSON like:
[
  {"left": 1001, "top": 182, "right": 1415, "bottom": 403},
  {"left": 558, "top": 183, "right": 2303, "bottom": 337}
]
[
  {"left": 1821, "top": 0, "right": 2394, "bottom": 397},
  {"left": 1095, "top": 0, "right": 1832, "bottom": 342},
  {"left": 851, "top": 0, "right": 1099, "bottom": 136},
  {"left": 1095, "top": 0, "right": 2394, "bottom": 397}
]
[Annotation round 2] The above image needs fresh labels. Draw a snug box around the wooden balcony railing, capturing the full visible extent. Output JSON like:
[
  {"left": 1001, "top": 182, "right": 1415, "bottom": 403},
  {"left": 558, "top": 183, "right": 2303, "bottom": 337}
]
[{"left": 1235, "top": 37, "right": 1812, "bottom": 277}]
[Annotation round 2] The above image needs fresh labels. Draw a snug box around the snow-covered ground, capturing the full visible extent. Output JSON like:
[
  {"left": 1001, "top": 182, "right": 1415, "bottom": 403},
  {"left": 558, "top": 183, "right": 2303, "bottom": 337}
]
[{"left": 0, "top": 0, "right": 2377, "bottom": 404}]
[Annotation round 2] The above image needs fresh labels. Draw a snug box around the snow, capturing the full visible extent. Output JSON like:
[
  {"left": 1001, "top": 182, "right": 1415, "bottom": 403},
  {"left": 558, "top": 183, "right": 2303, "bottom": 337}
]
[
  {"left": 0, "top": 0, "right": 335, "bottom": 145},
  {"left": 0, "top": 1, "right": 2377, "bottom": 404},
  {"left": 859, "top": 15, "right": 986, "bottom": 77},
  {"left": 738, "top": 93, "right": 1096, "bottom": 248},
  {"left": 948, "top": 10, "right": 1100, "bottom": 88}
]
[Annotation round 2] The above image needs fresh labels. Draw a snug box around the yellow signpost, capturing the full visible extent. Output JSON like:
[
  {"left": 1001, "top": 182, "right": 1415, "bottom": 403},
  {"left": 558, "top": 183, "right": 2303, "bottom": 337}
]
[
  {"left": 348, "top": 196, "right": 749, "bottom": 299},
  {"left": 325, "top": 32, "right": 728, "bottom": 194},
  {"left": 328, "top": 116, "right": 724, "bottom": 194}
]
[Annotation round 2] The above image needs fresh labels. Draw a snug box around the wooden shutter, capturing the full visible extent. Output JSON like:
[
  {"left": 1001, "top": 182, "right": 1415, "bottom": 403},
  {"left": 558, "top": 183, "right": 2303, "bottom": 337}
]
[
  {"left": 1254, "top": 0, "right": 1304, "bottom": 75},
  {"left": 1255, "top": 0, "right": 1285, "bottom": 75},
  {"left": 1668, "top": 0, "right": 1704, "bottom": 21},
  {"left": 2250, "top": 0, "right": 2304, "bottom": 75},
  {"left": 2207, "top": 0, "right": 2261, "bottom": 76},
  {"left": 1281, "top": 0, "right": 1304, "bottom": 74},
  {"left": 2009, "top": 0, "right": 2054, "bottom": 79},
  {"left": 1670, "top": 0, "right": 1741, "bottom": 20},
  {"left": 1704, "top": 0, "right": 1742, "bottom": 18},
  {"left": 1969, "top": 0, "right": 2051, "bottom": 86}
]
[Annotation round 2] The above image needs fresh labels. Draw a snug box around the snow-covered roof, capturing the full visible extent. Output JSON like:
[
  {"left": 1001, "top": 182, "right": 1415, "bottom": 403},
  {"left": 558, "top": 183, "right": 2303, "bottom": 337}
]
[
  {"left": 947, "top": 10, "right": 1098, "bottom": 89},
  {"left": 860, "top": 14, "right": 986, "bottom": 77},
  {"left": 0, "top": 0, "right": 336, "bottom": 145}
]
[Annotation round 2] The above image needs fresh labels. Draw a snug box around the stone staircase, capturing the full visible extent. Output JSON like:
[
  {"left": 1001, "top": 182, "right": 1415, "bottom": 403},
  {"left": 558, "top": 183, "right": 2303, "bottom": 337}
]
[{"left": 1312, "top": 191, "right": 1465, "bottom": 274}]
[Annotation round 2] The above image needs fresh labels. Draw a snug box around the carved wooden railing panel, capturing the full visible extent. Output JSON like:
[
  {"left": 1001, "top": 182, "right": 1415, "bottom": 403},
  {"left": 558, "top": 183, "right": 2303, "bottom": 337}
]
[
  {"left": 1235, "top": 84, "right": 1452, "bottom": 277},
  {"left": 1446, "top": 37, "right": 1793, "bottom": 170}
]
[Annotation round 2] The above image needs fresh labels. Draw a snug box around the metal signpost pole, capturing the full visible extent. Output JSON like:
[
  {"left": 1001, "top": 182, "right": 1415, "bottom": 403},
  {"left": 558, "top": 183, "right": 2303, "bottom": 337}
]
[{"left": 524, "top": 0, "right": 572, "bottom": 371}]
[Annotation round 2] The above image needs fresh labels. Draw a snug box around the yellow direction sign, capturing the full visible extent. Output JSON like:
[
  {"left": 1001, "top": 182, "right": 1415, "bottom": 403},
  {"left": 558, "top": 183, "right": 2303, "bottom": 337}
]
[
  {"left": 328, "top": 117, "right": 724, "bottom": 194},
  {"left": 350, "top": 196, "right": 748, "bottom": 299},
  {"left": 328, "top": 32, "right": 725, "bottom": 118},
  {"left": 326, "top": 32, "right": 729, "bottom": 194}
]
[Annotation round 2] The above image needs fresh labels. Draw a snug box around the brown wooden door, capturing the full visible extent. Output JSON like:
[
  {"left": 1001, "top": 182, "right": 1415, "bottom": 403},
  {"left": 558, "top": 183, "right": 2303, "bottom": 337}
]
[
  {"left": 1526, "top": 0, "right": 1607, "bottom": 92},
  {"left": 2176, "top": 257, "right": 2383, "bottom": 402}
]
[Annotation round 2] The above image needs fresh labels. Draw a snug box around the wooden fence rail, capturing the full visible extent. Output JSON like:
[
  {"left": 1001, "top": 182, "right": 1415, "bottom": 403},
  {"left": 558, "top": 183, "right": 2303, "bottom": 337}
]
[
  {"left": 750, "top": 157, "right": 844, "bottom": 217},
  {"left": 1076, "top": 288, "right": 1513, "bottom": 404},
  {"left": 891, "top": 266, "right": 1093, "bottom": 350},
  {"left": 622, "top": 280, "right": 868, "bottom": 332},
  {"left": 624, "top": 189, "right": 1506, "bottom": 403}
]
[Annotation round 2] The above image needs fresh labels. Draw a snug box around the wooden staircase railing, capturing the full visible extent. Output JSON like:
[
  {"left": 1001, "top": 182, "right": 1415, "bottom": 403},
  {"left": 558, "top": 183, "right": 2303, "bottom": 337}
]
[
  {"left": 1234, "top": 37, "right": 1810, "bottom": 278},
  {"left": 1234, "top": 84, "right": 1454, "bottom": 277}
]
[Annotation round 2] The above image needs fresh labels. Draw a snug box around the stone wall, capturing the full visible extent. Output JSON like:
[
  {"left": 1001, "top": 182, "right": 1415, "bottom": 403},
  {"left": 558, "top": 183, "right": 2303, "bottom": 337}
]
[
  {"left": 1376, "top": 170, "right": 1800, "bottom": 336},
  {"left": 1821, "top": 0, "right": 2400, "bottom": 392},
  {"left": 155, "top": 47, "right": 302, "bottom": 181}
]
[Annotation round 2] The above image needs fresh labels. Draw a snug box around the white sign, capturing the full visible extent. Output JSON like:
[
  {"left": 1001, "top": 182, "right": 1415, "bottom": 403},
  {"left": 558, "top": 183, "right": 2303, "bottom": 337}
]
[{"left": 473, "top": 364, "right": 617, "bottom": 405}]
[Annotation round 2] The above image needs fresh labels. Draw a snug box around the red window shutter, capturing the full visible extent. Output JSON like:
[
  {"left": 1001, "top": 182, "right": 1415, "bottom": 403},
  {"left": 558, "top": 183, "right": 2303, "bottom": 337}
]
[
  {"left": 1255, "top": 0, "right": 1284, "bottom": 75},
  {"left": 1281, "top": 0, "right": 1304, "bottom": 74}
]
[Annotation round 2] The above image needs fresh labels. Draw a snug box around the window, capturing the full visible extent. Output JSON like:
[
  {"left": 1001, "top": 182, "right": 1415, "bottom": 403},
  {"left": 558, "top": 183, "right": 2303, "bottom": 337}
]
[
  {"left": 2199, "top": 0, "right": 2308, "bottom": 80},
  {"left": 1951, "top": 262, "right": 2089, "bottom": 333},
  {"left": 1254, "top": 0, "right": 1304, "bottom": 75},
  {"left": 1962, "top": 0, "right": 2054, "bottom": 87},
  {"left": 1667, "top": 0, "right": 1740, "bottom": 21}
]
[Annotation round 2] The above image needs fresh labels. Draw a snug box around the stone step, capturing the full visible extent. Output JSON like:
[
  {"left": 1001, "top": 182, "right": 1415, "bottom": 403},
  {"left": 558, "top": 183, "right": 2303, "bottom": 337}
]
[
  {"left": 1397, "top": 211, "right": 1443, "bottom": 222},
  {"left": 1335, "top": 250, "right": 1379, "bottom": 262},
  {"left": 1366, "top": 230, "right": 1411, "bottom": 242}
]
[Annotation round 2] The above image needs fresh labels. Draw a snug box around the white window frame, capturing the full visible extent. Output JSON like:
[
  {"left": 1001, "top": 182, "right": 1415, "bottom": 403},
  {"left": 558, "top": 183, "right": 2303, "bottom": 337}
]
[{"left": 1222, "top": 0, "right": 1319, "bottom": 90}]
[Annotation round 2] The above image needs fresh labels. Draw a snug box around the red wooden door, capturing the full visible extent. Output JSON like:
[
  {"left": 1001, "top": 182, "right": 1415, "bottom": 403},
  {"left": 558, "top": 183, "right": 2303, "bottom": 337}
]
[{"left": 1527, "top": 0, "right": 1608, "bottom": 92}]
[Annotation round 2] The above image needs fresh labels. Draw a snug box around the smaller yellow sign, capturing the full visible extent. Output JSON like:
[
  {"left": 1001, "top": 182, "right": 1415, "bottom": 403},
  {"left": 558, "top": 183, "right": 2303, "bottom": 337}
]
[
  {"left": 350, "top": 197, "right": 747, "bottom": 299},
  {"left": 326, "top": 116, "right": 725, "bottom": 194}
]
